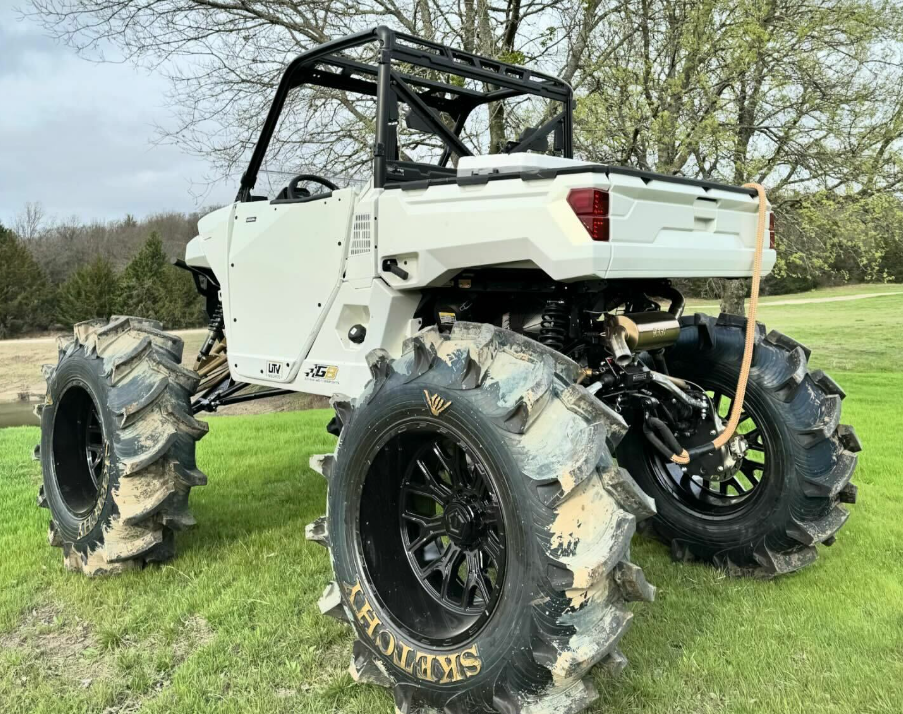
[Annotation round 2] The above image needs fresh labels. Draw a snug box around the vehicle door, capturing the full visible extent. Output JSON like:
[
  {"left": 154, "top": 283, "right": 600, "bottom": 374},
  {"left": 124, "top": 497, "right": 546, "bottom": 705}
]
[{"left": 226, "top": 189, "right": 354, "bottom": 383}]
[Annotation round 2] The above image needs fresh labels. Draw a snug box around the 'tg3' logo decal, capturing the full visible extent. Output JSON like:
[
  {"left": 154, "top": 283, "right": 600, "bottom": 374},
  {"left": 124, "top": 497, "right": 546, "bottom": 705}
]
[{"left": 304, "top": 364, "right": 339, "bottom": 382}]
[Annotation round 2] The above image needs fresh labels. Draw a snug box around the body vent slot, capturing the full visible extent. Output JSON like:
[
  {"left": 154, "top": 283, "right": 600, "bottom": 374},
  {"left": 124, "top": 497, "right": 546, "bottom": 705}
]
[{"left": 350, "top": 214, "right": 372, "bottom": 255}]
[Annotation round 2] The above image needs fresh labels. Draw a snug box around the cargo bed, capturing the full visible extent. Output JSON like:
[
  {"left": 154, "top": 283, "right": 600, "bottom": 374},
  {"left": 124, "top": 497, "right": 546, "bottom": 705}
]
[{"left": 377, "top": 154, "right": 774, "bottom": 288}]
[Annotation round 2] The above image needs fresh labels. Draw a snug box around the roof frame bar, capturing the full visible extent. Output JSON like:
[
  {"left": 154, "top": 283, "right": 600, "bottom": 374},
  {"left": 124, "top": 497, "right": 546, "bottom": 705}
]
[{"left": 237, "top": 25, "right": 574, "bottom": 199}]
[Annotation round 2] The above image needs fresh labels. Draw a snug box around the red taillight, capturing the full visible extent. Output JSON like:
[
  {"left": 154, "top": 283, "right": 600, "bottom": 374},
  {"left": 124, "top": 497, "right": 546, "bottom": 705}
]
[
  {"left": 768, "top": 212, "right": 776, "bottom": 250},
  {"left": 567, "top": 188, "right": 609, "bottom": 242}
]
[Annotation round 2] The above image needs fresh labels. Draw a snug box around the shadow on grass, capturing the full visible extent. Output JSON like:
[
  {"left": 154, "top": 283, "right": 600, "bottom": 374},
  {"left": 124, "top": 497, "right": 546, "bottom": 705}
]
[{"left": 174, "top": 410, "right": 336, "bottom": 558}]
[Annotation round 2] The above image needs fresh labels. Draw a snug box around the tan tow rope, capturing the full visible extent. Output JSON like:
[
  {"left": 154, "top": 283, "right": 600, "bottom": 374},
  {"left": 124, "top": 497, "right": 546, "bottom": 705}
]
[{"left": 670, "top": 182, "right": 768, "bottom": 465}]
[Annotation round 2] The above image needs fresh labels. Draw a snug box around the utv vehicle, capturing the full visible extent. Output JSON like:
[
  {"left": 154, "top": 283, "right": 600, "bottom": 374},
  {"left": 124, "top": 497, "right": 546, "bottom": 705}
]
[{"left": 36, "top": 26, "right": 860, "bottom": 714}]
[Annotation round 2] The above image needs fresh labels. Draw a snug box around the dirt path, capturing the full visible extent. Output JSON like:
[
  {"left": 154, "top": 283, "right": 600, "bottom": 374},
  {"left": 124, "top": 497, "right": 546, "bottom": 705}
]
[
  {"left": 690, "top": 290, "right": 903, "bottom": 310},
  {"left": 0, "top": 328, "right": 206, "bottom": 346},
  {"left": 0, "top": 329, "right": 207, "bottom": 403}
]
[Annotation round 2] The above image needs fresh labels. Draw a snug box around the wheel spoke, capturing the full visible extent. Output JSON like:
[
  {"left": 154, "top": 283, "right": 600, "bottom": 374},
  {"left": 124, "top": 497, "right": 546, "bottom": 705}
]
[
  {"left": 740, "top": 459, "right": 762, "bottom": 485},
  {"left": 454, "top": 446, "right": 475, "bottom": 490},
  {"left": 420, "top": 543, "right": 461, "bottom": 594},
  {"left": 482, "top": 531, "right": 504, "bottom": 567},
  {"left": 414, "top": 458, "right": 452, "bottom": 503},
  {"left": 712, "top": 391, "right": 723, "bottom": 413},
  {"left": 474, "top": 569, "right": 492, "bottom": 604},
  {"left": 472, "top": 466, "right": 490, "bottom": 498},
  {"left": 431, "top": 443, "right": 462, "bottom": 490},
  {"left": 404, "top": 482, "right": 447, "bottom": 504},
  {"left": 482, "top": 503, "right": 501, "bottom": 527},
  {"left": 441, "top": 548, "right": 464, "bottom": 599},
  {"left": 403, "top": 513, "right": 444, "bottom": 554},
  {"left": 422, "top": 543, "right": 454, "bottom": 576},
  {"left": 462, "top": 552, "right": 481, "bottom": 607}
]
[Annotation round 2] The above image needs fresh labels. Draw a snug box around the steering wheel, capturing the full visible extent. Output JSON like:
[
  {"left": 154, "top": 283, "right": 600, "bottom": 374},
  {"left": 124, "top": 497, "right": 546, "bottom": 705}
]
[{"left": 286, "top": 174, "right": 340, "bottom": 200}]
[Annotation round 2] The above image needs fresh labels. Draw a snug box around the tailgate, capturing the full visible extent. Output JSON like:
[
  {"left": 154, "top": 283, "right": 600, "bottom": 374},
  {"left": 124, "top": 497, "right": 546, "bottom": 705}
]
[{"left": 602, "top": 168, "right": 774, "bottom": 279}]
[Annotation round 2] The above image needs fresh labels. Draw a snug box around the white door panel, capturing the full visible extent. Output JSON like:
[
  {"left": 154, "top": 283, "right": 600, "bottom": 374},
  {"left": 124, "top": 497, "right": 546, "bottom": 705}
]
[{"left": 227, "top": 190, "right": 355, "bottom": 383}]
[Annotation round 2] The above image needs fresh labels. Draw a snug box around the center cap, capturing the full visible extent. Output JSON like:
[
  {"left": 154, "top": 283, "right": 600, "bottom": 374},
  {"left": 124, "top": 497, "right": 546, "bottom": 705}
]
[{"left": 444, "top": 498, "right": 482, "bottom": 547}]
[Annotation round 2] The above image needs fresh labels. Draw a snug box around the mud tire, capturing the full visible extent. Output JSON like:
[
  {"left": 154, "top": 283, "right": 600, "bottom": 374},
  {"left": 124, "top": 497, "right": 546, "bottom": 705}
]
[
  {"left": 619, "top": 313, "right": 860, "bottom": 577},
  {"left": 309, "top": 323, "right": 656, "bottom": 714},
  {"left": 36, "top": 316, "right": 208, "bottom": 576}
]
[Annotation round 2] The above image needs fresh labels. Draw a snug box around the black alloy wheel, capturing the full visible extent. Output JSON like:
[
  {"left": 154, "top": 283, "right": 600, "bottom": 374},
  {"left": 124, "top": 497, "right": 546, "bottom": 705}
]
[
  {"left": 646, "top": 385, "right": 768, "bottom": 517},
  {"left": 399, "top": 435, "right": 506, "bottom": 619},
  {"left": 619, "top": 313, "right": 860, "bottom": 577},
  {"left": 51, "top": 381, "right": 106, "bottom": 517},
  {"left": 358, "top": 427, "right": 507, "bottom": 648}
]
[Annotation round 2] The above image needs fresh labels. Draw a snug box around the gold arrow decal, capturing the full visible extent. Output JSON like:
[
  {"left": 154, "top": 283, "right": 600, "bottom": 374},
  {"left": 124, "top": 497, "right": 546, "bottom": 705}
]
[{"left": 424, "top": 390, "right": 452, "bottom": 416}]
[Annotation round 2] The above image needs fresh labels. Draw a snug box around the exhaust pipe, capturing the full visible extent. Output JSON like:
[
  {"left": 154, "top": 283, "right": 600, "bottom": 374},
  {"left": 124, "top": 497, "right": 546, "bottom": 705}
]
[{"left": 603, "top": 311, "right": 681, "bottom": 364}]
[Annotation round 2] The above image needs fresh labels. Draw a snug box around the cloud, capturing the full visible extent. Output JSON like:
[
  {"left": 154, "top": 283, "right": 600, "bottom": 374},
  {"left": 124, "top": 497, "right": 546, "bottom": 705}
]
[{"left": 0, "top": 7, "right": 235, "bottom": 225}]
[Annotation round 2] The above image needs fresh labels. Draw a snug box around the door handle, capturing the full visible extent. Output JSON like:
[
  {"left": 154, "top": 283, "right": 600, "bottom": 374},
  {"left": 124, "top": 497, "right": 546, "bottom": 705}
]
[{"left": 382, "top": 258, "right": 409, "bottom": 281}]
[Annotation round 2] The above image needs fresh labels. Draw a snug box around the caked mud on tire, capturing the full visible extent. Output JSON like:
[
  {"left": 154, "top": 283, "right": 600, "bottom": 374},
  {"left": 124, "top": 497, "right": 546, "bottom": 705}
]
[
  {"left": 36, "top": 316, "right": 208, "bottom": 576},
  {"left": 619, "top": 313, "right": 860, "bottom": 578},
  {"left": 309, "top": 323, "right": 656, "bottom": 714}
]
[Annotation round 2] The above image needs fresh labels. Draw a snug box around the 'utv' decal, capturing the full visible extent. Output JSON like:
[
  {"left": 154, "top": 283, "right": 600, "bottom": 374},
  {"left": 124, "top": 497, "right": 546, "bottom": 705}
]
[{"left": 266, "top": 361, "right": 282, "bottom": 378}]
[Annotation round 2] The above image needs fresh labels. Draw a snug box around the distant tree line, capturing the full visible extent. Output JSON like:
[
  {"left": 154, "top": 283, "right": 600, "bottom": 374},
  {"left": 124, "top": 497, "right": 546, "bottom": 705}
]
[
  {"left": 680, "top": 192, "right": 903, "bottom": 300},
  {"left": 3, "top": 190, "right": 903, "bottom": 339},
  {"left": 0, "top": 210, "right": 205, "bottom": 338}
]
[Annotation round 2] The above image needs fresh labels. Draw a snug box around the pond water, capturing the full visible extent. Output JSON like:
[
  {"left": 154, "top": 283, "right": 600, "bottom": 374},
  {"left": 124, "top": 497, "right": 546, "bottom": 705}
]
[{"left": 0, "top": 401, "right": 40, "bottom": 429}]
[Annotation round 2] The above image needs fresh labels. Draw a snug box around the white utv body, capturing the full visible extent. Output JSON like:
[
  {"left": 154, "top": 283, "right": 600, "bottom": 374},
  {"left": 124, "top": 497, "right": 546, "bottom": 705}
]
[
  {"left": 187, "top": 152, "right": 773, "bottom": 399},
  {"left": 38, "top": 26, "right": 856, "bottom": 714}
]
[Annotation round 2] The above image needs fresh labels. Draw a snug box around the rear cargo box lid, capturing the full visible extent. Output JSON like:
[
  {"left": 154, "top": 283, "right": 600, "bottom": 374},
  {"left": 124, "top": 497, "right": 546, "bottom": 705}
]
[{"left": 457, "top": 154, "right": 590, "bottom": 177}]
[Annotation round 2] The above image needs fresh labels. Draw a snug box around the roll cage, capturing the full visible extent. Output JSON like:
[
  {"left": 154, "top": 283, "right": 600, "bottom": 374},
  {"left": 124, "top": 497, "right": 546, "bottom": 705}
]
[{"left": 237, "top": 25, "right": 574, "bottom": 201}]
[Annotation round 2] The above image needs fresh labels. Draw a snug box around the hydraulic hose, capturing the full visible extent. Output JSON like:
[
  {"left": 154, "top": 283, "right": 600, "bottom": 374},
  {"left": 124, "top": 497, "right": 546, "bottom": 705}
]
[{"left": 670, "top": 183, "right": 767, "bottom": 465}]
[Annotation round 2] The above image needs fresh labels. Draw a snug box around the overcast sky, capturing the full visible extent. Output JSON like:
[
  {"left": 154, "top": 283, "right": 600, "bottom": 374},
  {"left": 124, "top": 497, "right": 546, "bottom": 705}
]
[{"left": 0, "top": 1, "right": 235, "bottom": 228}]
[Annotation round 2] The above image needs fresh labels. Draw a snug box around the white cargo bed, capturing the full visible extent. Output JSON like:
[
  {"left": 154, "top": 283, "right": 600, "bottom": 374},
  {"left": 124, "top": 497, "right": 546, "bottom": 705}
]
[{"left": 376, "top": 155, "right": 774, "bottom": 289}]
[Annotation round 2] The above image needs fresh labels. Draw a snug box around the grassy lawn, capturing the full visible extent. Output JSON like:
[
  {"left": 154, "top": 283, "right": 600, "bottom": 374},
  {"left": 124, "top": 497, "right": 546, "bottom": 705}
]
[
  {"left": 685, "top": 281, "right": 903, "bottom": 309},
  {"left": 1, "top": 294, "right": 901, "bottom": 713}
]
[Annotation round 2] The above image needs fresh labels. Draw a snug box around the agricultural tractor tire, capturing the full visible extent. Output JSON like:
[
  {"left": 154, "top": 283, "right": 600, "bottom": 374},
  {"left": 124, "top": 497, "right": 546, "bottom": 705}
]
[
  {"left": 618, "top": 313, "right": 861, "bottom": 577},
  {"left": 308, "top": 323, "right": 657, "bottom": 714},
  {"left": 36, "top": 316, "right": 208, "bottom": 576}
]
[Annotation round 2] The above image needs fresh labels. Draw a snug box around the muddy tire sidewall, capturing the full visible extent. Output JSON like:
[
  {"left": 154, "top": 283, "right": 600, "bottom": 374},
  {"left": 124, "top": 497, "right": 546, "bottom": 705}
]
[
  {"left": 328, "top": 382, "right": 539, "bottom": 694},
  {"left": 41, "top": 351, "right": 119, "bottom": 549}
]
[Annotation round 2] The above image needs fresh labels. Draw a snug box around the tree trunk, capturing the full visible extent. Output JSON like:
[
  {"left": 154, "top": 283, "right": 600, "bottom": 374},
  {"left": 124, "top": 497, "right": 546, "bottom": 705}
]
[{"left": 718, "top": 278, "right": 748, "bottom": 316}]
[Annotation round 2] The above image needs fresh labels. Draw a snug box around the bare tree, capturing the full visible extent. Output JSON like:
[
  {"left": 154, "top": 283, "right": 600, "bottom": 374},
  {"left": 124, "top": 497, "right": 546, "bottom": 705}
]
[
  {"left": 26, "top": 0, "right": 620, "bottom": 183},
  {"left": 14, "top": 202, "right": 46, "bottom": 241}
]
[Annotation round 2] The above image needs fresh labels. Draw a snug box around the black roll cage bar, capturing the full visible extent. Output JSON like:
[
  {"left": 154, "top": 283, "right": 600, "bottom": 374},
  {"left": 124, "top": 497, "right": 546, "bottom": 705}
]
[{"left": 237, "top": 25, "right": 574, "bottom": 201}]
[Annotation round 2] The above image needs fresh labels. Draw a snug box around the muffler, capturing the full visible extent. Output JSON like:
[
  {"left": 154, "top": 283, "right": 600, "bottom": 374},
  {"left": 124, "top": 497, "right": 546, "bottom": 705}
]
[{"left": 603, "top": 311, "right": 681, "bottom": 364}]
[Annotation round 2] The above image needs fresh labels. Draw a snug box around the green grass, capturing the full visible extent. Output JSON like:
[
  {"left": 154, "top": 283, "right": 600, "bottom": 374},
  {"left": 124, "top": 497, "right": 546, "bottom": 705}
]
[
  {"left": 694, "top": 292, "right": 903, "bottom": 373},
  {"left": 686, "top": 281, "right": 903, "bottom": 307},
  {"left": 1, "top": 296, "right": 902, "bottom": 713}
]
